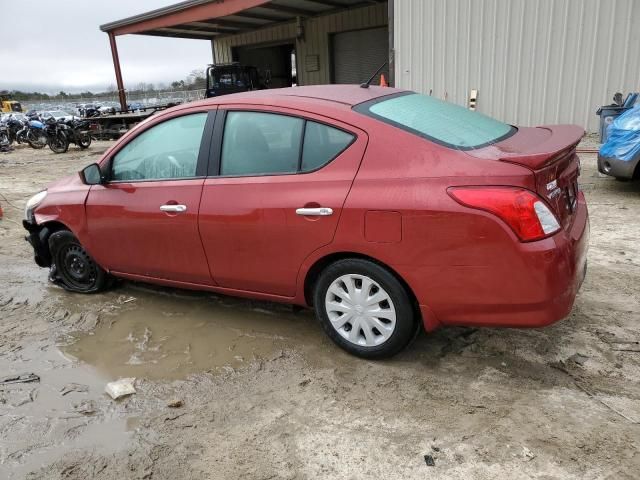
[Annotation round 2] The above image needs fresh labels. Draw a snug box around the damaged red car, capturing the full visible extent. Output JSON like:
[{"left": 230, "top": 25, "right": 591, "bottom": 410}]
[{"left": 23, "top": 85, "right": 589, "bottom": 358}]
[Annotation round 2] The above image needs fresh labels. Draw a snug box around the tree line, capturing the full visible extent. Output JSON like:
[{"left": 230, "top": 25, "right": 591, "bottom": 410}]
[{"left": 1, "top": 69, "right": 207, "bottom": 101}]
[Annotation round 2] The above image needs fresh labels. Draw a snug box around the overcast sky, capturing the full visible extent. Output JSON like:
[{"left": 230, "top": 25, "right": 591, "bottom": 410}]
[{"left": 0, "top": 0, "right": 212, "bottom": 93}]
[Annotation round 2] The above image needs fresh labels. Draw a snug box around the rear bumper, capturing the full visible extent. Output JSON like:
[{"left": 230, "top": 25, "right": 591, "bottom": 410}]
[
  {"left": 417, "top": 193, "right": 589, "bottom": 330},
  {"left": 23, "top": 220, "right": 52, "bottom": 268},
  {"left": 597, "top": 153, "right": 639, "bottom": 179}
]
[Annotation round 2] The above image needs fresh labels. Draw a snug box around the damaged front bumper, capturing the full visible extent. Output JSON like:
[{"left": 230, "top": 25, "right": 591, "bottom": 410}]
[{"left": 23, "top": 220, "right": 52, "bottom": 268}]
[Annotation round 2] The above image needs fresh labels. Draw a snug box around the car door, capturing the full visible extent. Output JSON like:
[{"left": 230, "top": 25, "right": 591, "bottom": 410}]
[
  {"left": 199, "top": 106, "right": 367, "bottom": 297},
  {"left": 85, "top": 109, "right": 216, "bottom": 284}
]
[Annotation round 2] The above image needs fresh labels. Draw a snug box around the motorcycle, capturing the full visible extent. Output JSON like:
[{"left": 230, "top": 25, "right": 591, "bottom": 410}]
[
  {"left": 60, "top": 117, "right": 91, "bottom": 149},
  {"left": 44, "top": 117, "right": 70, "bottom": 154},
  {"left": 4, "top": 117, "right": 30, "bottom": 145},
  {"left": 0, "top": 123, "right": 9, "bottom": 150},
  {"left": 19, "top": 119, "right": 48, "bottom": 149}
]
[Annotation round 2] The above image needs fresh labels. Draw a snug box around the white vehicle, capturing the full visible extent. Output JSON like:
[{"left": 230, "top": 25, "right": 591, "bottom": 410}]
[{"left": 40, "top": 110, "right": 75, "bottom": 122}]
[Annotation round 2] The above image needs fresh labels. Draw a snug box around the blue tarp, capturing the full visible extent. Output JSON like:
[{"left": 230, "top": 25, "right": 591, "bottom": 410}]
[{"left": 599, "top": 105, "right": 640, "bottom": 161}]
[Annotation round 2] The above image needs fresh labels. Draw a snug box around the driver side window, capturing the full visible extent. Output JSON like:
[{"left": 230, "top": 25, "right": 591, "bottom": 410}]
[{"left": 111, "top": 113, "right": 207, "bottom": 181}]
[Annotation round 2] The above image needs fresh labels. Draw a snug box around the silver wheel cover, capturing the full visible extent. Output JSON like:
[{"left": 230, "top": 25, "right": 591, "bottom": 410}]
[{"left": 325, "top": 273, "right": 397, "bottom": 347}]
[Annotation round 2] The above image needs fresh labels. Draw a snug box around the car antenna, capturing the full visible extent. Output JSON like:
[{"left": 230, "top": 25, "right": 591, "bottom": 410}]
[{"left": 360, "top": 62, "right": 388, "bottom": 89}]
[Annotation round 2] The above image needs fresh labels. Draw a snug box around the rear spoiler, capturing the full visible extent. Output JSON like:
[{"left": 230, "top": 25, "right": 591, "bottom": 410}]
[{"left": 497, "top": 125, "right": 585, "bottom": 169}]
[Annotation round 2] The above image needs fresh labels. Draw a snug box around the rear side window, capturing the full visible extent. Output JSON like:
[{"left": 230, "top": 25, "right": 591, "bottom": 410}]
[
  {"left": 355, "top": 92, "right": 515, "bottom": 149},
  {"left": 221, "top": 111, "right": 303, "bottom": 176},
  {"left": 211, "top": 70, "right": 251, "bottom": 89},
  {"left": 301, "top": 122, "right": 354, "bottom": 171},
  {"left": 220, "top": 112, "right": 354, "bottom": 176}
]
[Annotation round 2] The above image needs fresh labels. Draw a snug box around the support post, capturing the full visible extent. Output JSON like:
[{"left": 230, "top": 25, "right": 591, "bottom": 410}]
[
  {"left": 210, "top": 39, "right": 217, "bottom": 64},
  {"left": 388, "top": 0, "right": 394, "bottom": 87},
  {"left": 108, "top": 32, "right": 127, "bottom": 112}
]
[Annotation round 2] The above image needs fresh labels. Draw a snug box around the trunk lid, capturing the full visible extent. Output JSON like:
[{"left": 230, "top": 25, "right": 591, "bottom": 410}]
[{"left": 469, "top": 125, "right": 585, "bottom": 230}]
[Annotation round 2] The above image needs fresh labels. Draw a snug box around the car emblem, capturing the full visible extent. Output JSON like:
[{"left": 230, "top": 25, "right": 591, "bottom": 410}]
[
  {"left": 546, "top": 179, "right": 557, "bottom": 191},
  {"left": 548, "top": 187, "right": 562, "bottom": 199}
]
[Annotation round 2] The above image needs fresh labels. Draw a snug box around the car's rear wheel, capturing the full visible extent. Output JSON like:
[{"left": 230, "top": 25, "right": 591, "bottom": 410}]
[
  {"left": 48, "top": 230, "right": 108, "bottom": 293},
  {"left": 313, "top": 259, "right": 417, "bottom": 359}
]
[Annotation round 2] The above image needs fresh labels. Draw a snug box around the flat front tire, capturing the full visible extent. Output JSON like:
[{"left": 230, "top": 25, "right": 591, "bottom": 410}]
[
  {"left": 48, "top": 230, "right": 108, "bottom": 293},
  {"left": 314, "top": 258, "right": 418, "bottom": 359}
]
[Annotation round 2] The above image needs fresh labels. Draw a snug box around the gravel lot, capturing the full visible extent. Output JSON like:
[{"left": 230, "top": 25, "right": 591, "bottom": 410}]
[{"left": 0, "top": 139, "right": 639, "bottom": 479}]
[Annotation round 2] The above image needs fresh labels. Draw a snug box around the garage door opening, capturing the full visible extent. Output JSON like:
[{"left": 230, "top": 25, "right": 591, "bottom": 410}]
[
  {"left": 233, "top": 43, "right": 296, "bottom": 89},
  {"left": 331, "top": 27, "right": 389, "bottom": 85}
]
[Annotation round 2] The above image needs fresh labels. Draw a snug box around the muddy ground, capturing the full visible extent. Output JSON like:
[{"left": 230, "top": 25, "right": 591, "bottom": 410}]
[{"left": 0, "top": 138, "right": 638, "bottom": 479}]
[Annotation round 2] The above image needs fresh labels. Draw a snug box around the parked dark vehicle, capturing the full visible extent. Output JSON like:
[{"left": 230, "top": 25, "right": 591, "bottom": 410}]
[
  {"left": 44, "top": 117, "right": 70, "bottom": 153},
  {"left": 205, "top": 63, "right": 264, "bottom": 98},
  {"left": 80, "top": 104, "right": 101, "bottom": 118}
]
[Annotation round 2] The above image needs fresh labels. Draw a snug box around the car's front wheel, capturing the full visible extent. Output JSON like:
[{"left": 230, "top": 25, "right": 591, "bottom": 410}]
[
  {"left": 48, "top": 230, "right": 109, "bottom": 293},
  {"left": 314, "top": 259, "right": 418, "bottom": 359}
]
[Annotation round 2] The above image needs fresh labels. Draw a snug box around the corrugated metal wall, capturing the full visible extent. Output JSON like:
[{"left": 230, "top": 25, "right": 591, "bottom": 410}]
[
  {"left": 213, "top": 2, "right": 387, "bottom": 86},
  {"left": 394, "top": 0, "right": 640, "bottom": 132}
]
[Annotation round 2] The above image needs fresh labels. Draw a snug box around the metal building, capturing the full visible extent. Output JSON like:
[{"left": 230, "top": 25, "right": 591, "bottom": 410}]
[
  {"left": 100, "top": 0, "right": 390, "bottom": 110},
  {"left": 211, "top": 2, "right": 389, "bottom": 86},
  {"left": 394, "top": 0, "right": 640, "bottom": 132},
  {"left": 102, "top": 0, "right": 638, "bottom": 132}
]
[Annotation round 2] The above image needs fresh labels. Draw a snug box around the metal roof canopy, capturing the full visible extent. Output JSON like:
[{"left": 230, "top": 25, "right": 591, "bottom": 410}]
[{"left": 101, "top": 0, "right": 386, "bottom": 110}]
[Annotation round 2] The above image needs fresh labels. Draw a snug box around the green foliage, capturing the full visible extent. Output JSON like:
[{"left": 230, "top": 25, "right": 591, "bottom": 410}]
[{"left": 1, "top": 89, "right": 52, "bottom": 101}]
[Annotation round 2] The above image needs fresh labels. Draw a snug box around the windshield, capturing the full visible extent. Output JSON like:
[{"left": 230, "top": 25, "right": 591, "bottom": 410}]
[
  {"left": 51, "top": 111, "right": 69, "bottom": 117},
  {"left": 355, "top": 92, "right": 515, "bottom": 149}
]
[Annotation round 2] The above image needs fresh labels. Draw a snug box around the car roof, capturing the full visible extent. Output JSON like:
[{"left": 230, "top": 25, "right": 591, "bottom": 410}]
[{"left": 194, "top": 85, "right": 406, "bottom": 108}]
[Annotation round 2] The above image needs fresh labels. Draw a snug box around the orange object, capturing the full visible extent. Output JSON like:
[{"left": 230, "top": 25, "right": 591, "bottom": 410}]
[{"left": 379, "top": 73, "right": 388, "bottom": 87}]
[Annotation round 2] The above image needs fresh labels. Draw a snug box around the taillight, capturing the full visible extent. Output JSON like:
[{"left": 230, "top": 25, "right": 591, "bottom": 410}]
[{"left": 448, "top": 187, "right": 561, "bottom": 242}]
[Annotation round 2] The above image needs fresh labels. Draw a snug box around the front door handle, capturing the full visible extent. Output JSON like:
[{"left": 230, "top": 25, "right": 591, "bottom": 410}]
[
  {"left": 160, "top": 204, "right": 187, "bottom": 213},
  {"left": 296, "top": 207, "right": 333, "bottom": 216}
]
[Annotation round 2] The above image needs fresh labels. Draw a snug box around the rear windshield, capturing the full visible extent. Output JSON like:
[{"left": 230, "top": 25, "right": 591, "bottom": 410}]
[
  {"left": 209, "top": 69, "right": 251, "bottom": 89},
  {"left": 354, "top": 92, "right": 515, "bottom": 149}
]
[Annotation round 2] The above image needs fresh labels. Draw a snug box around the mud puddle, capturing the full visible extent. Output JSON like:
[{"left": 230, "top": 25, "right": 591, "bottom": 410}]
[
  {"left": 0, "top": 260, "right": 52, "bottom": 306},
  {"left": 2, "top": 282, "right": 331, "bottom": 477},
  {"left": 0, "top": 342, "right": 136, "bottom": 479},
  {"left": 62, "top": 285, "right": 328, "bottom": 380}
]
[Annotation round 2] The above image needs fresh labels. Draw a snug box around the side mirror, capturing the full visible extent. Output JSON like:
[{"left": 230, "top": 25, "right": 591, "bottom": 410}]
[{"left": 81, "top": 163, "right": 104, "bottom": 185}]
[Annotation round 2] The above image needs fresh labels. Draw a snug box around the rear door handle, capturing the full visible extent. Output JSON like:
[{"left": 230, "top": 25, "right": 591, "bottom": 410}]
[
  {"left": 296, "top": 207, "right": 333, "bottom": 216},
  {"left": 160, "top": 204, "right": 187, "bottom": 213}
]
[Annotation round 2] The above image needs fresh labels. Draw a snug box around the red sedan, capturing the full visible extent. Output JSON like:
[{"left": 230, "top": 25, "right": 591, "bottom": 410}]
[{"left": 23, "top": 85, "right": 589, "bottom": 358}]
